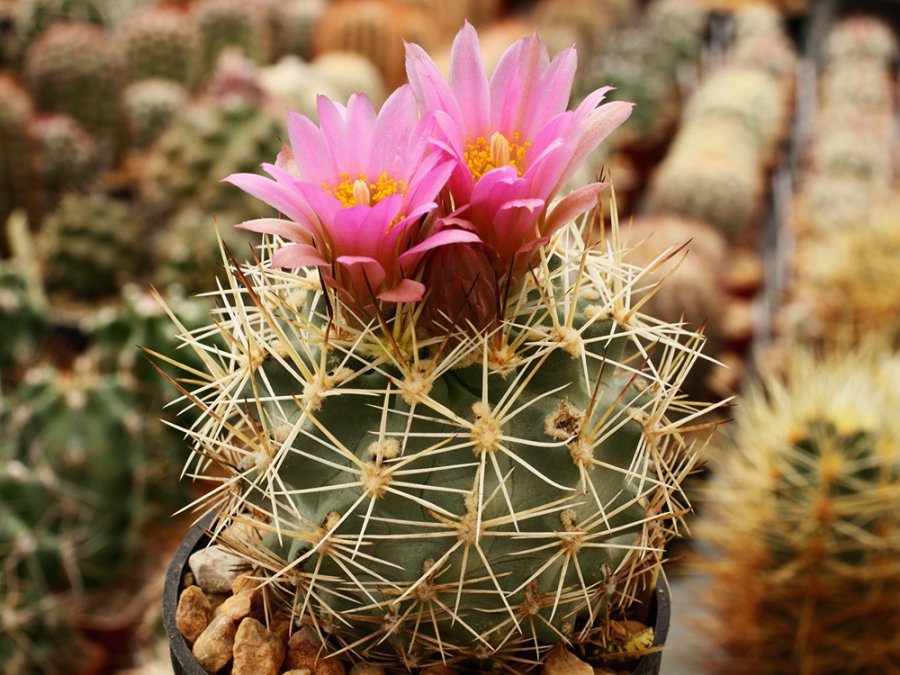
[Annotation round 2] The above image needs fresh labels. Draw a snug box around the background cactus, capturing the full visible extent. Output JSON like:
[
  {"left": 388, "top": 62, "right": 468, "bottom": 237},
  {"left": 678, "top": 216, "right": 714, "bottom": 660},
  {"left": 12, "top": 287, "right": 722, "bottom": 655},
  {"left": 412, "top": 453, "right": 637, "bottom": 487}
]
[
  {"left": 40, "top": 193, "right": 147, "bottom": 301},
  {"left": 30, "top": 113, "right": 100, "bottom": 208},
  {"left": 123, "top": 78, "right": 188, "bottom": 151},
  {"left": 0, "top": 258, "right": 45, "bottom": 379},
  {"left": 164, "top": 209, "right": 714, "bottom": 670},
  {"left": 698, "top": 343, "right": 900, "bottom": 673},
  {"left": 23, "top": 21, "right": 124, "bottom": 159},
  {"left": 193, "top": 0, "right": 273, "bottom": 77},
  {"left": 13, "top": 0, "right": 109, "bottom": 63},
  {"left": 0, "top": 77, "right": 36, "bottom": 246},
  {"left": 115, "top": 6, "right": 199, "bottom": 87}
]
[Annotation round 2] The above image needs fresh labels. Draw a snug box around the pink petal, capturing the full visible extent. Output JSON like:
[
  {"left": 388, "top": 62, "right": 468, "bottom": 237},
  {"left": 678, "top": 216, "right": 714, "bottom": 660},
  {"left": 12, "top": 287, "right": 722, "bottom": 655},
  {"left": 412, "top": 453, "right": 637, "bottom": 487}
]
[
  {"left": 272, "top": 243, "right": 328, "bottom": 269},
  {"left": 398, "top": 227, "right": 481, "bottom": 262},
  {"left": 449, "top": 22, "right": 490, "bottom": 135},
  {"left": 346, "top": 93, "right": 377, "bottom": 173},
  {"left": 378, "top": 278, "right": 425, "bottom": 303},
  {"left": 542, "top": 182, "right": 607, "bottom": 236},
  {"left": 491, "top": 34, "right": 550, "bottom": 133},
  {"left": 317, "top": 95, "right": 351, "bottom": 175},
  {"left": 372, "top": 85, "right": 420, "bottom": 175},
  {"left": 335, "top": 255, "right": 386, "bottom": 293},
  {"left": 519, "top": 45, "right": 576, "bottom": 138},
  {"left": 223, "top": 173, "right": 316, "bottom": 226},
  {"left": 235, "top": 217, "right": 312, "bottom": 243},
  {"left": 405, "top": 41, "right": 463, "bottom": 122},
  {"left": 286, "top": 111, "right": 332, "bottom": 182}
]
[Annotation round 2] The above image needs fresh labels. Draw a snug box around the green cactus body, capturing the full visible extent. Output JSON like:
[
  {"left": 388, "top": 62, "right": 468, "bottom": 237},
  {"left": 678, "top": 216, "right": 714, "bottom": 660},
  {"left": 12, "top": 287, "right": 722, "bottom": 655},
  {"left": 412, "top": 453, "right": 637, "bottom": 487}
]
[
  {"left": 115, "top": 6, "right": 199, "bottom": 86},
  {"left": 315, "top": 0, "right": 406, "bottom": 89},
  {"left": 123, "top": 79, "right": 188, "bottom": 151},
  {"left": 141, "top": 97, "right": 282, "bottom": 223},
  {"left": 6, "top": 357, "right": 148, "bottom": 583},
  {"left": 194, "top": 0, "right": 273, "bottom": 77},
  {"left": 700, "top": 344, "right": 900, "bottom": 673},
  {"left": 0, "top": 77, "right": 36, "bottom": 236},
  {"left": 164, "top": 215, "right": 711, "bottom": 670},
  {"left": 41, "top": 193, "right": 147, "bottom": 301},
  {"left": 23, "top": 22, "right": 123, "bottom": 159},
  {"left": 0, "top": 259, "right": 45, "bottom": 378}
]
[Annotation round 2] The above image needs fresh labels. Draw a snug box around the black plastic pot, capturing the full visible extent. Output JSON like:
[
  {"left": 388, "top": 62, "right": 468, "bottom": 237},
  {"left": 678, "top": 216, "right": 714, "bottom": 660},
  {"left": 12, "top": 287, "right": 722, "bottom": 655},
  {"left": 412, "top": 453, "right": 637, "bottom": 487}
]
[{"left": 163, "top": 518, "right": 672, "bottom": 675}]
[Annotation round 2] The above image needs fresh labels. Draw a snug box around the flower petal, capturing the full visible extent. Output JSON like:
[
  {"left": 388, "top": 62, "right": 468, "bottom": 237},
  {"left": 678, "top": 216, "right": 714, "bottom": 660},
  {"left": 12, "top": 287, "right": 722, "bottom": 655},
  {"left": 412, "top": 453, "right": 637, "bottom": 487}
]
[
  {"left": 542, "top": 182, "right": 607, "bottom": 236},
  {"left": 272, "top": 243, "right": 328, "bottom": 269},
  {"left": 449, "top": 22, "right": 490, "bottom": 134},
  {"left": 235, "top": 217, "right": 312, "bottom": 243},
  {"left": 378, "top": 278, "right": 425, "bottom": 303},
  {"left": 223, "top": 172, "right": 316, "bottom": 226}
]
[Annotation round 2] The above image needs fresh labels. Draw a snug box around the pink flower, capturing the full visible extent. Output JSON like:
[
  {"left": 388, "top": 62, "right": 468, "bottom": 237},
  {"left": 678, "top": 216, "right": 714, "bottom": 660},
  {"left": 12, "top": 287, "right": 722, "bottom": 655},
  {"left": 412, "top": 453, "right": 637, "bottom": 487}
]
[
  {"left": 405, "top": 23, "right": 633, "bottom": 279},
  {"left": 225, "top": 85, "right": 477, "bottom": 315}
]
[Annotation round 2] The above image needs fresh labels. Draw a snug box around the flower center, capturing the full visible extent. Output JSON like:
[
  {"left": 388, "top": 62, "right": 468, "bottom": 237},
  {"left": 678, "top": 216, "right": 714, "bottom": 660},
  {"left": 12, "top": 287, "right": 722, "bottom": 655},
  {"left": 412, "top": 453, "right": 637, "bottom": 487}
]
[
  {"left": 325, "top": 171, "right": 405, "bottom": 207},
  {"left": 464, "top": 131, "right": 530, "bottom": 181}
]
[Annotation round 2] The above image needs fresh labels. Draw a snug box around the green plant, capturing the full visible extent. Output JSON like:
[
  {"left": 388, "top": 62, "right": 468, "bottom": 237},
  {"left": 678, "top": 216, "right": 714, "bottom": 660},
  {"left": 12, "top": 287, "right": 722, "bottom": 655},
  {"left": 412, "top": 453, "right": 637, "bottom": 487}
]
[
  {"left": 123, "top": 78, "right": 188, "bottom": 151},
  {"left": 193, "top": 0, "right": 273, "bottom": 77},
  {"left": 115, "top": 6, "right": 199, "bottom": 87},
  {"left": 13, "top": 0, "right": 109, "bottom": 63},
  {"left": 40, "top": 193, "right": 147, "bottom": 301},
  {"left": 0, "top": 258, "right": 45, "bottom": 378},
  {"left": 163, "top": 207, "right": 715, "bottom": 669},
  {"left": 0, "top": 77, "right": 36, "bottom": 239},
  {"left": 699, "top": 342, "right": 900, "bottom": 673},
  {"left": 23, "top": 21, "right": 123, "bottom": 158},
  {"left": 30, "top": 113, "right": 100, "bottom": 202}
]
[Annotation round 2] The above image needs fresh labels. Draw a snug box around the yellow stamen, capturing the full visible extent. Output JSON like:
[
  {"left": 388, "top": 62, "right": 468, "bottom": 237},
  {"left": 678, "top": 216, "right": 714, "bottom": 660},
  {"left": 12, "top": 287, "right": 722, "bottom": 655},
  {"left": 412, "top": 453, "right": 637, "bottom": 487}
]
[
  {"left": 323, "top": 171, "right": 405, "bottom": 208},
  {"left": 464, "top": 131, "right": 530, "bottom": 181}
]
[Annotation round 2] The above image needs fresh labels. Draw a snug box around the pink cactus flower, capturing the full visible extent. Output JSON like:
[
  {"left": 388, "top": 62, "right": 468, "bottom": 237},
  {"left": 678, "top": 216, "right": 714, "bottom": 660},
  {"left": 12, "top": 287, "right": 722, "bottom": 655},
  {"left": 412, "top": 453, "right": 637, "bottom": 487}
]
[
  {"left": 405, "top": 23, "right": 633, "bottom": 279},
  {"left": 225, "top": 85, "right": 477, "bottom": 315}
]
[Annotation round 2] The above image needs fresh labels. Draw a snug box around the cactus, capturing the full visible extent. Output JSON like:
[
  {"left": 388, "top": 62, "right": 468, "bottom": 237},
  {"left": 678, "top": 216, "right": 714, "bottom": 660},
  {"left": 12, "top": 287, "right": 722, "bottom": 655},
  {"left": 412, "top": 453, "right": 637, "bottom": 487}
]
[
  {"left": 790, "top": 172, "right": 879, "bottom": 237},
  {"left": 13, "top": 0, "right": 109, "bottom": 61},
  {"left": 115, "top": 6, "right": 199, "bottom": 86},
  {"left": 265, "top": 0, "right": 325, "bottom": 62},
  {"left": 0, "top": 77, "right": 36, "bottom": 242},
  {"left": 645, "top": 118, "right": 764, "bottom": 243},
  {"left": 309, "top": 51, "right": 387, "bottom": 107},
  {"left": 314, "top": 0, "right": 406, "bottom": 89},
  {"left": 161, "top": 199, "right": 715, "bottom": 669},
  {"left": 824, "top": 16, "right": 898, "bottom": 65},
  {"left": 809, "top": 123, "right": 893, "bottom": 184},
  {"left": 193, "top": 0, "right": 273, "bottom": 77},
  {"left": 0, "top": 258, "right": 46, "bottom": 378},
  {"left": 5, "top": 355, "right": 149, "bottom": 583},
  {"left": 698, "top": 342, "right": 900, "bottom": 673},
  {"left": 533, "top": 0, "right": 619, "bottom": 62},
  {"left": 820, "top": 61, "right": 893, "bottom": 112},
  {"left": 683, "top": 66, "right": 788, "bottom": 159},
  {"left": 140, "top": 96, "right": 282, "bottom": 223},
  {"left": 23, "top": 22, "right": 123, "bottom": 158},
  {"left": 30, "top": 114, "right": 100, "bottom": 203},
  {"left": 123, "top": 78, "right": 188, "bottom": 151},
  {"left": 41, "top": 193, "right": 147, "bottom": 301}
]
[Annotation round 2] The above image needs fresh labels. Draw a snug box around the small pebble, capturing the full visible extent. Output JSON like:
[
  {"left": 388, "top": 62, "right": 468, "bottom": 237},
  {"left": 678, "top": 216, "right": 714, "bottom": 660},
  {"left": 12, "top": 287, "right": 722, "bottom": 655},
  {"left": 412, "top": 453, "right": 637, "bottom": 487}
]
[
  {"left": 192, "top": 613, "right": 237, "bottom": 673},
  {"left": 233, "top": 617, "right": 286, "bottom": 675},
  {"left": 348, "top": 665, "right": 386, "bottom": 675},
  {"left": 541, "top": 644, "right": 594, "bottom": 675},
  {"left": 176, "top": 585, "right": 212, "bottom": 645},
  {"left": 189, "top": 546, "right": 247, "bottom": 594},
  {"left": 217, "top": 588, "right": 259, "bottom": 621}
]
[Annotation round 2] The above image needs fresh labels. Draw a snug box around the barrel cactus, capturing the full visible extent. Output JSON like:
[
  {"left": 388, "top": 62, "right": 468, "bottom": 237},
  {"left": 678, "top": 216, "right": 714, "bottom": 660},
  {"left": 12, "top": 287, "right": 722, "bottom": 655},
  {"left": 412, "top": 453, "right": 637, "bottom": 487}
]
[
  {"left": 698, "top": 343, "right": 900, "bottom": 673},
  {"left": 0, "top": 258, "right": 45, "bottom": 378},
  {"left": 193, "top": 0, "right": 273, "bottom": 77},
  {"left": 123, "top": 78, "right": 188, "bottom": 151},
  {"left": 115, "top": 6, "right": 199, "bottom": 86},
  {"left": 0, "top": 77, "right": 35, "bottom": 242},
  {"left": 13, "top": 0, "right": 109, "bottom": 61},
  {"left": 162, "top": 24, "right": 717, "bottom": 672},
  {"left": 30, "top": 113, "right": 100, "bottom": 201}
]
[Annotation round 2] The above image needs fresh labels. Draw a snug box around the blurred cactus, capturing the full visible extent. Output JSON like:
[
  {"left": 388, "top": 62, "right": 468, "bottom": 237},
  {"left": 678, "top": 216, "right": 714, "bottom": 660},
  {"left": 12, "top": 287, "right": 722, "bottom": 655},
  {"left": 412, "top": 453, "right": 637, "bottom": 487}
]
[
  {"left": 13, "top": 0, "right": 109, "bottom": 61},
  {"left": 154, "top": 206, "right": 258, "bottom": 296},
  {"left": 268, "top": 0, "right": 325, "bottom": 61},
  {"left": 0, "top": 77, "right": 35, "bottom": 239},
  {"left": 790, "top": 172, "right": 879, "bottom": 236},
  {"left": 30, "top": 114, "right": 100, "bottom": 204},
  {"left": 820, "top": 61, "right": 893, "bottom": 112},
  {"left": 5, "top": 355, "right": 149, "bottom": 583},
  {"left": 41, "top": 193, "right": 147, "bottom": 301},
  {"left": 140, "top": 95, "right": 282, "bottom": 224},
  {"left": 645, "top": 119, "right": 764, "bottom": 243},
  {"left": 309, "top": 50, "right": 386, "bottom": 105},
  {"left": 123, "top": 78, "right": 188, "bottom": 151},
  {"left": 0, "top": 258, "right": 45, "bottom": 378},
  {"left": 115, "top": 6, "right": 199, "bottom": 86},
  {"left": 699, "top": 343, "right": 900, "bottom": 673},
  {"left": 23, "top": 22, "right": 123, "bottom": 158},
  {"left": 315, "top": 0, "right": 405, "bottom": 88},
  {"left": 193, "top": 0, "right": 273, "bottom": 76},
  {"left": 824, "top": 16, "right": 897, "bottom": 65},
  {"left": 533, "top": 0, "right": 621, "bottom": 61}
]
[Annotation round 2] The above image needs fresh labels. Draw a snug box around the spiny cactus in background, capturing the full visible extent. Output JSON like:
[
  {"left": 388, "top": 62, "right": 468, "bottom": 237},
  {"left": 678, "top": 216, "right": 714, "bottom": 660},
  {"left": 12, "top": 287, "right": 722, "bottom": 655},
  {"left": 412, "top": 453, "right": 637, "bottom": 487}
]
[
  {"left": 790, "top": 173, "right": 879, "bottom": 236},
  {"left": 790, "top": 193, "right": 900, "bottom": 345},
  {"left": 698, "top": 343, "right": 900, "bottom": 674},
  {"left": 0, "top": 258, "right": 45, "bottom": 378},
  {"left": 154, "top": 206, "right": 259, "bottom": 296},
  {"left": 683, "top": 66, "right": 788, "bottom": 162},
  {"left": 30, "top": 114, "right": 100, "bottom": 205},
  {"left": 809, "top": 121, "right": 893, "bottom": 184},
  {"left": 0, "top": 77, "right": 35, "bottom": 241},
  {"left": 13, "top": 0, "right": 108, "bottom": 62},
  {"left": 533, "top": 0, "right": 622, "bottom": 62},
  {"left": 41, "top": 193, "right": 147, "bottom": 301},
  {"left": 115, "top": 6, "right": 199, "bottom": 87},
  {"left": 644, "top": 119, "right": 764, "bottom": 243},
  {"left": 824, "top": 15, "right": 898, "bottom": 65},
  {"left": 268, "top": 0, "right": 325, "bottom": 61},
  {"left": 193, "top": 0, "right": 273, "bottom": 77},
  {"left": 23, "top": 21, "right": 123, "bottom": 158},
  {"left": 5, "top": 355, "right": 149, "bottom": 584},
  {"left": 729, "top": 29, "right": 796, "bottom": 83},
  {"left": 820, "top": 61, "right": 893, "bottom": 113},
  {"left": 309, "top": 51, "right": 386, "bottom": 105},
  {"left": 123, "top": 78, "right": 188, "bottom": 151},
  {"left": 140, "top": 96, "right": 282, "bottom": 223},
  {"left": 642, "top": 0, "right": 708, "bottom": 69},
  {"left": 315, "top": 0, "right": 405, "bottom": 88},
  {"left": 0, "top": 572, "right": 77, "bottom": 675}
]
